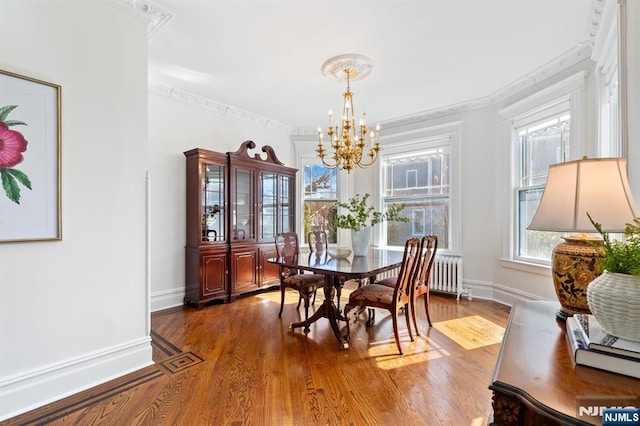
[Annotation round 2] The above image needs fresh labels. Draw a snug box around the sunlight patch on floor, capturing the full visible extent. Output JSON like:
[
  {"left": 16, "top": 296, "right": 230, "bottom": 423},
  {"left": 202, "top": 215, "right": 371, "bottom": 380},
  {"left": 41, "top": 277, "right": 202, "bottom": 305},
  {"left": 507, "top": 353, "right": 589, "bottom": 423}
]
[
  {"left": 432, "top": 315, "right": 505, "bottom": 350},
  {"left": 471, "top": 416, "right": 487, "bottom": 426},
  {"left": 364, "top": 335, "right": 453, "bottom": 370}
]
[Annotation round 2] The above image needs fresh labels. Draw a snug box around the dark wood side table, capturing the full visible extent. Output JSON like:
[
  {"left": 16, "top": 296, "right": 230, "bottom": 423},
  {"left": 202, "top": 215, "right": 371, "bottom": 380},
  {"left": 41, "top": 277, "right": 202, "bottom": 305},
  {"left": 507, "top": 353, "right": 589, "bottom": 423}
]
[{"left": 489, "top": 300, "right": 640, "bottom": 425}]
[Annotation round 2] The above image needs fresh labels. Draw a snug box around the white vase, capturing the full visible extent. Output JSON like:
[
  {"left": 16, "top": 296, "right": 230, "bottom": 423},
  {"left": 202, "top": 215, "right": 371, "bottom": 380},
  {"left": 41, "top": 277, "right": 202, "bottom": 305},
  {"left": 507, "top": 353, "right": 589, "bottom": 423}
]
[
  {"left": 351, "top": 227, "right": 372, "bottom": 256},
  {"left": 586, "top": 272, "right": 640, "bottom": 342}
]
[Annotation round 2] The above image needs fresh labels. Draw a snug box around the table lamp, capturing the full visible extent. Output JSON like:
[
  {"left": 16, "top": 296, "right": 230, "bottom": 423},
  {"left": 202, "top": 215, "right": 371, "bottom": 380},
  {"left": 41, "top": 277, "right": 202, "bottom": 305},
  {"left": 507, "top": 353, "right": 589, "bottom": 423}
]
[{"left": 527, "top": 157, "right": 638, "bottom": 320}]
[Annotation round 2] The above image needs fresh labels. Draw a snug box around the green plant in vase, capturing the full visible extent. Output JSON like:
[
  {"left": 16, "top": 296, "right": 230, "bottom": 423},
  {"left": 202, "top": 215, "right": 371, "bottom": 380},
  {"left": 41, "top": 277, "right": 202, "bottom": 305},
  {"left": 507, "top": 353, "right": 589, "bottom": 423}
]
[
  {"left": 588, "top": 213, "right": 640, "bottom": 276},
  {"left": 332, "top": 193, "right": 408, "bottom": 255},
  {"left": 586, "top": 213, "right": 640, "bottom": 342}
]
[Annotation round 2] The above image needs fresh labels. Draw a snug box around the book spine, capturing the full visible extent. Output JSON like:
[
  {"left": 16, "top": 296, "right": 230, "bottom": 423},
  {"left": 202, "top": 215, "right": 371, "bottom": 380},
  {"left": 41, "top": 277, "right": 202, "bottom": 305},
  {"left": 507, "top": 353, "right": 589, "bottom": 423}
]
[{"left": 566, "top": 317, "right": 588, "bottom": 360}]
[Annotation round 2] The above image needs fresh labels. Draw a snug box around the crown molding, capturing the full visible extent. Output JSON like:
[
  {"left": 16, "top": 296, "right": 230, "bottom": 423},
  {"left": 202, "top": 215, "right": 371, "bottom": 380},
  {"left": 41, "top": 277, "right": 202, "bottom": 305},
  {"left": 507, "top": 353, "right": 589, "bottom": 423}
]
[
  {"left": 346, "top": 42, "right": 592, "bottom": 132},
  {"left": 149, "top": 83, "right": 294, "bottom": 135},
  {"left": 586, "top": 0, "right": 608, "bottom": 49},
  {"left": 165, "top": 40, "right": 592, "bottom": 137},
  {"left": 105, "top": 0, "right": 173, "bottom": 37}
]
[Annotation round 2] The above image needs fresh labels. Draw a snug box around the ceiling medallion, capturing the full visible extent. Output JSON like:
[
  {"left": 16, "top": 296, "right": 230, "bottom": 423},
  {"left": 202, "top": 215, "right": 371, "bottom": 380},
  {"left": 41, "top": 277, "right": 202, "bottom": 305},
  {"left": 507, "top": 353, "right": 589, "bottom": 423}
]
[{"left": 321, "top": 54, "right": 374, "bottom": 82}]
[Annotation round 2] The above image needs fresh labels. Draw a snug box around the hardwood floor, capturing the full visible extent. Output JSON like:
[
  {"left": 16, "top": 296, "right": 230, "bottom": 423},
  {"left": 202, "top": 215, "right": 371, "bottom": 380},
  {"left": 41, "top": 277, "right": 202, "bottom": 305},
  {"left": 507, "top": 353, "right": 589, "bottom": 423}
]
[{"left": 4, "top": 284, "right": 511, "bottom": 425}]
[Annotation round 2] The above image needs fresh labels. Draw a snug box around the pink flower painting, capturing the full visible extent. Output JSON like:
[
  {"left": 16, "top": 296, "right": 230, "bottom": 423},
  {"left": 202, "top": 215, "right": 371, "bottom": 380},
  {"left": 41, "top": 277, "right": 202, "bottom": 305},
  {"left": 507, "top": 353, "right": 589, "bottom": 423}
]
[{"left": 0, "top": 105, "right": 32, "bottom": 204}]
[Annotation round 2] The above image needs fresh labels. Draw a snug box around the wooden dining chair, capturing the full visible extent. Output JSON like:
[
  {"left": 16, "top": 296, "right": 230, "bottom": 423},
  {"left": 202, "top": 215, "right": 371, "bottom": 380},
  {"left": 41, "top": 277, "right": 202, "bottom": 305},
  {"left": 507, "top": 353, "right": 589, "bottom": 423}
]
[
  {"left": 376, "top": 235, "right": 438, "bottom": 336},
  {"left": 275, "top": 232, "right": 325, "bottom": 320},
  {"left": 307, "top": 229, "right": 329, "bottom": 253},
  {"left": 411, "top": 235, "right": 438, "bottom": 335},
  {"left": 343, "top": 237, "right": 422, "bottom": 355}
]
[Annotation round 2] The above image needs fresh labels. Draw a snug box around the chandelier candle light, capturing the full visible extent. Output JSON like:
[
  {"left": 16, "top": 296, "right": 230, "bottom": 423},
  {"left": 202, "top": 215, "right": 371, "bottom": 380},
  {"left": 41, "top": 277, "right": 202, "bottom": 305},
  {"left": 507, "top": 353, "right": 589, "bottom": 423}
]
[{"left": 316, "top": 54, "right": 381, "bottom": 173}]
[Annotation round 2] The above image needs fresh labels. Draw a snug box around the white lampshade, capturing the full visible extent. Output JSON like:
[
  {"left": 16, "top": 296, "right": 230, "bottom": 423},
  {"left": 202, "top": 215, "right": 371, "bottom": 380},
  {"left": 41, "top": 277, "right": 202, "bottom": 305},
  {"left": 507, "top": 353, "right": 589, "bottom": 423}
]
[{"left": 528, "top": 157, "right": 638, "bottom": 233}]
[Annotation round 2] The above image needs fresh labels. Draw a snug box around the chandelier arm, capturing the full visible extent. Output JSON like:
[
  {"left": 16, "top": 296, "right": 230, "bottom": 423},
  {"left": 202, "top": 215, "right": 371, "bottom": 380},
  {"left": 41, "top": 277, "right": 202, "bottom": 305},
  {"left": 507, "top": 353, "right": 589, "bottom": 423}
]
[{"left": 354, "top": 149, "right": 380, "bottom": 169}]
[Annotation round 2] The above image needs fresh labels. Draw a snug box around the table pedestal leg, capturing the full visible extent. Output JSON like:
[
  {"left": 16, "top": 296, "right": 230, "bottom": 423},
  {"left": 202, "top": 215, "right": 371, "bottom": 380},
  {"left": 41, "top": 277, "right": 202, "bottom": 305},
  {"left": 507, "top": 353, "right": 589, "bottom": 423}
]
[{"left": 289, "top": 276, "right": 349, "bottom": 349}]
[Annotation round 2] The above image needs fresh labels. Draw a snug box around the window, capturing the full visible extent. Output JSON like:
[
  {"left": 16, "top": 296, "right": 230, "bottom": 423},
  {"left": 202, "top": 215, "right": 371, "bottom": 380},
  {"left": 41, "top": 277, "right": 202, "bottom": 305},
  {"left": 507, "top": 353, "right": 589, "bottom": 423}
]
[
  {"left": 302, "top": 164, "right": 338, "bottom": 243},
  {"left": 515, "top": 105, "right": 570, "bottom": 262},
  {"left": 381, "top": 145, "right": 450, "bottom": 249}
]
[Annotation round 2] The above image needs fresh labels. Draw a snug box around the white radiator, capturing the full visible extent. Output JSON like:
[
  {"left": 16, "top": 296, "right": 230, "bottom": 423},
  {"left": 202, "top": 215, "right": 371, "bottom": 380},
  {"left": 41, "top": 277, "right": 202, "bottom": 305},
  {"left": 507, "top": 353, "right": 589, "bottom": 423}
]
[
  {"left": 374, "top": 254, "right": 465, "bottom": 300},
  {"left": 430, "top": 254, "right": 464, "bottom": 300}
]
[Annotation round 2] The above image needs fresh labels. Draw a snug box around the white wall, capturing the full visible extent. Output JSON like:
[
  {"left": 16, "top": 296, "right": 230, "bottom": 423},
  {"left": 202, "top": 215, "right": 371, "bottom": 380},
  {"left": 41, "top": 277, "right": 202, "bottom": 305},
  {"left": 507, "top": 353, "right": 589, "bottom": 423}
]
[
  {"left": 148, "top": 91, "right": 293, "bottom": 310},
  {"left": 0, "top": 0, "right": 151, "bottom": 420}
]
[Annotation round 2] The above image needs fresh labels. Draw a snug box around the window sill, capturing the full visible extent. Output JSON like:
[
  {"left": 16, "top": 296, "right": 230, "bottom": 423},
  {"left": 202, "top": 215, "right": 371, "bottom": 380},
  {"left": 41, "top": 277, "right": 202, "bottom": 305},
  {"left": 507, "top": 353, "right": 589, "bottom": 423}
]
[{"left": 499, "top": 258, "right": 551, "bottom": 277}]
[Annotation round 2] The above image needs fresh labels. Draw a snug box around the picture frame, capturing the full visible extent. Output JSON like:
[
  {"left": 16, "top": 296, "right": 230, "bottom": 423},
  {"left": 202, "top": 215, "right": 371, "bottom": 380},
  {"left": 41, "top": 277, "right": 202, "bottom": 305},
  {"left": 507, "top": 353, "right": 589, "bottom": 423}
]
[{"left": 0, "top": 69, "right": 61, "bottom": 242}]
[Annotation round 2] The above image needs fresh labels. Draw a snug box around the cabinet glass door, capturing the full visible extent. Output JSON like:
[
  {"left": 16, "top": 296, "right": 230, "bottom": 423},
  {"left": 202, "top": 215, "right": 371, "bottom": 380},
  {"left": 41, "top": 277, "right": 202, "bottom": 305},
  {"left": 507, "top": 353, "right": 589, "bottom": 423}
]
[
  {"left": 259, "top": 172, "right": 277, "bottom": 240},
  {"left": 202, "top": 162, "right": 225, "bottom": 242},
  {"left": 279, "top": 175, "right": 294, "bottom": 233},
  {"left": 233, "top": 167, "right": 254, "bottom": 241}
]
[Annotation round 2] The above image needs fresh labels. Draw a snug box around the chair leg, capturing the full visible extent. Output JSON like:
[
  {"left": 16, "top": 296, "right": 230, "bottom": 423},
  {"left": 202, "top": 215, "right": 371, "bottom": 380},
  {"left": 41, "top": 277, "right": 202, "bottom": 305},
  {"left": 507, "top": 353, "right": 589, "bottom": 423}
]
[
  {"left": 279, "top": 286, "right": 286, "bottom": 317},
  {"left": 302, "top": 286, "right": 316, "bottom": 321},
  {"left": 424, "top": 292, "right": 433, "bottom": 328},
  {"left": 296, "top": 293, "right": 302, "bottom": 309},
  {"left": 344, "top": 304, "right": 353, "bottom": 336},
  {"left": 411, "top": 296, "right": 420, "bottom": 336},
  {"left": 405, "top": 303, "right": 414, "bottom": 343},
  {"left": 391, "top": 313, "right": 403, "bottom": 355},
  {"left": 365, "top": 308, "right": 375, "bottom": 326},
  {"left": 303, "top": 294, "right": 310, "bottom": 321}
]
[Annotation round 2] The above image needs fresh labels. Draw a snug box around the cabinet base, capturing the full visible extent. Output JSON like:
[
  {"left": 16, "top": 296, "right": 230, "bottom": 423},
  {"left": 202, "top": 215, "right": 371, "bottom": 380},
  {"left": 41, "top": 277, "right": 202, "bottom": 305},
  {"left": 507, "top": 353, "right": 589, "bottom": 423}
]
[{"left": 184, "top": 296, "right": 229, "bottom": 310}]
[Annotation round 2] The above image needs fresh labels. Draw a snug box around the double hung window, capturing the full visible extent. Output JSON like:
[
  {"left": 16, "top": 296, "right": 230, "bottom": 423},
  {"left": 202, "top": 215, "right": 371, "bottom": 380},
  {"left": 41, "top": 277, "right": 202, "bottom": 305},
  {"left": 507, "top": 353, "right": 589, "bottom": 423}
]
[
  {"left": 302, "top": 164, "right": 338, "bottom": 243},
  {"left": 515, "top": 103, "right": 571, "bottom": 262},
  {"left": 381, "top": 143, "right": 451, "bottom": 250}
]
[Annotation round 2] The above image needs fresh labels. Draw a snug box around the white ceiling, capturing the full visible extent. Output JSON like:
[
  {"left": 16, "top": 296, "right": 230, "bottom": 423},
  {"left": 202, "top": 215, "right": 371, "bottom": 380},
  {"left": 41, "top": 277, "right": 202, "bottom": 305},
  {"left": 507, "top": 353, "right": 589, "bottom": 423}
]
[{"left": 145, "top": 0, "right": 597, "bottom": 132}]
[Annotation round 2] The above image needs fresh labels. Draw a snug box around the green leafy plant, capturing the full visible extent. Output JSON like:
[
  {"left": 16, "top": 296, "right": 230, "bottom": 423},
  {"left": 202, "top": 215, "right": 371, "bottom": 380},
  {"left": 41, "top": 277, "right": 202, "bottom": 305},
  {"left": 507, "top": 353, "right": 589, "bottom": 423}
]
[
  {"left": 332, "top": 193, "right": 408, "bottom": 232},
  {"left": 588, "top": 213, "right": 640, "bottom": 277}
]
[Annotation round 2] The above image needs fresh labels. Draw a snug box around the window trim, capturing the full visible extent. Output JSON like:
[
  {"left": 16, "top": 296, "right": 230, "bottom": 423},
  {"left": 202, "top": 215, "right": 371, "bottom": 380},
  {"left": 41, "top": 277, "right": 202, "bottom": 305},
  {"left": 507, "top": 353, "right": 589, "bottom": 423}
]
[
  {"left": 500, "top": 72, "right": 587, "bottom": 266},
  {"left": 372, "top": 122, "right": 462, "bottom": 254},
  {"left": 293, "top": 139, "right": 346, "bottom": 249}
]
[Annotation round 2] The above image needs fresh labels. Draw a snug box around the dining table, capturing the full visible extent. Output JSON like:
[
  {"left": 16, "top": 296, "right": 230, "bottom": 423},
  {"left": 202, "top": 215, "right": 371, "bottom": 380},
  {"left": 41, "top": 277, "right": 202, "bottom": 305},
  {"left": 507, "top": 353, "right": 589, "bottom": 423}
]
[{"left": 268, "top": 248, "right": 404, "bottom": 349}]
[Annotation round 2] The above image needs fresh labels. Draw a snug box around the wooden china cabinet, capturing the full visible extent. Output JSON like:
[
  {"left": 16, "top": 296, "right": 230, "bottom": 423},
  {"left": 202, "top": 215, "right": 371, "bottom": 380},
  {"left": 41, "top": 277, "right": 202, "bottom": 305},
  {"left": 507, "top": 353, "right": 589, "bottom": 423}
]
[{"left": 184, "top": 141, "right": 297, "bottom": 308}]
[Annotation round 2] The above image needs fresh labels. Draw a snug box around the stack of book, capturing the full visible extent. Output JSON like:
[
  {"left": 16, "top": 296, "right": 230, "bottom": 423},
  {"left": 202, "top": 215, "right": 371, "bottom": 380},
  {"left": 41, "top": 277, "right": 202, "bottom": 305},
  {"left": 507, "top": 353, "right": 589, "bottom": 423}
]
[{"left": 565, "top": 314, "right": 640, "bottom": 379}]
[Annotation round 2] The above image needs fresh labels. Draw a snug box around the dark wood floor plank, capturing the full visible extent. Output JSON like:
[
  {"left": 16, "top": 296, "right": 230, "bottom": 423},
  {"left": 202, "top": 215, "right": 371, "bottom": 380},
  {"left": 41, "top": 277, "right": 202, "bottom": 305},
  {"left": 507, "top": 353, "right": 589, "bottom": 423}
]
[{"left": 4, "top": 288, "right": 510, "bottom": 425}]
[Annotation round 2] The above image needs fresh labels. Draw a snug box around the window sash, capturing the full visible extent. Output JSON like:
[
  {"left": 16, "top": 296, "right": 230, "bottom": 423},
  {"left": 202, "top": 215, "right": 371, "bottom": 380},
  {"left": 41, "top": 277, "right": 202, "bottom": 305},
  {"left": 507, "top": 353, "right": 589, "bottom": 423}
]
[
  {"left": 302, "top": 164, "right": 338, "bottom": 243},
  {"left": 515, "top": 107, "right": 570, "bottom": 261},
  {"left": 382, "top": 146, "right": 451, "bottom": 250}
]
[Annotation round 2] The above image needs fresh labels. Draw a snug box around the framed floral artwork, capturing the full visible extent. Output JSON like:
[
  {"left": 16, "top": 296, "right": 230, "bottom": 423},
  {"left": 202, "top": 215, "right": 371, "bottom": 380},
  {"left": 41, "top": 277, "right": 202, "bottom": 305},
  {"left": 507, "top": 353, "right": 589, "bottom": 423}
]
[{"left": 0, "top": 69, "right": 61, "bottom": 242}]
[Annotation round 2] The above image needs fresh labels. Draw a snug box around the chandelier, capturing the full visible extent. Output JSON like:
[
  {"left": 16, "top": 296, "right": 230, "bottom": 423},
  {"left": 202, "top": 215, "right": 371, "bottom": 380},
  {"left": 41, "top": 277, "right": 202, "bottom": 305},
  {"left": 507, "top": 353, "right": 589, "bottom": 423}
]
[{"left": 316, "top": 55, "right": 380, "bottom": 173}]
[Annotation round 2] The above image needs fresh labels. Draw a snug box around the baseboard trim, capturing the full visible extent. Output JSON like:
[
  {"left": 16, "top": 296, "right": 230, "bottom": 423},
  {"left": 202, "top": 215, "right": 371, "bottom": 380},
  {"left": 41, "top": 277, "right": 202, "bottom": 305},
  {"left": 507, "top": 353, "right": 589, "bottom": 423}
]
[
  {"left": 0, "top": 336, "right": 153, "bottom": 421},
  {"left": 463, "top": 279, "right": 549, "bottom": 307},
  {"left": 151, "top": 287, "right": 184, "bottom": 312}
]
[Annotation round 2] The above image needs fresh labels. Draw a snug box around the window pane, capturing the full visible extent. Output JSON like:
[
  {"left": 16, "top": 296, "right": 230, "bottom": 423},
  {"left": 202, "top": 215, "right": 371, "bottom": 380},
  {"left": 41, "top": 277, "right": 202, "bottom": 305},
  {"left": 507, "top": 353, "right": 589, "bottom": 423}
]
[
  {"left": 385, "top": 197, "right": 449, "bottom": 248},
  {"left": 303, "top": 164, "right": 338, "bottom": 244},
  {"left": 383, "top": 147, "right": 450, "bottom": 250},
  {"left": 304, "top": 165, "right": 337, "bottom": 199},
  {"left": 384, "top": 149, "right": 449, "bottom": 197},
  {"left": 520, "top": 120, "right": 570, "bottom": 187},
  {"left": 516, "top": 108, "right": 569, "bottom": 261},
  {"left": 518, "top": 188, "right": 564, "bottom": 259},
  {"left": 304, "top": 201, "right": 337, "bottom": 243}
]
